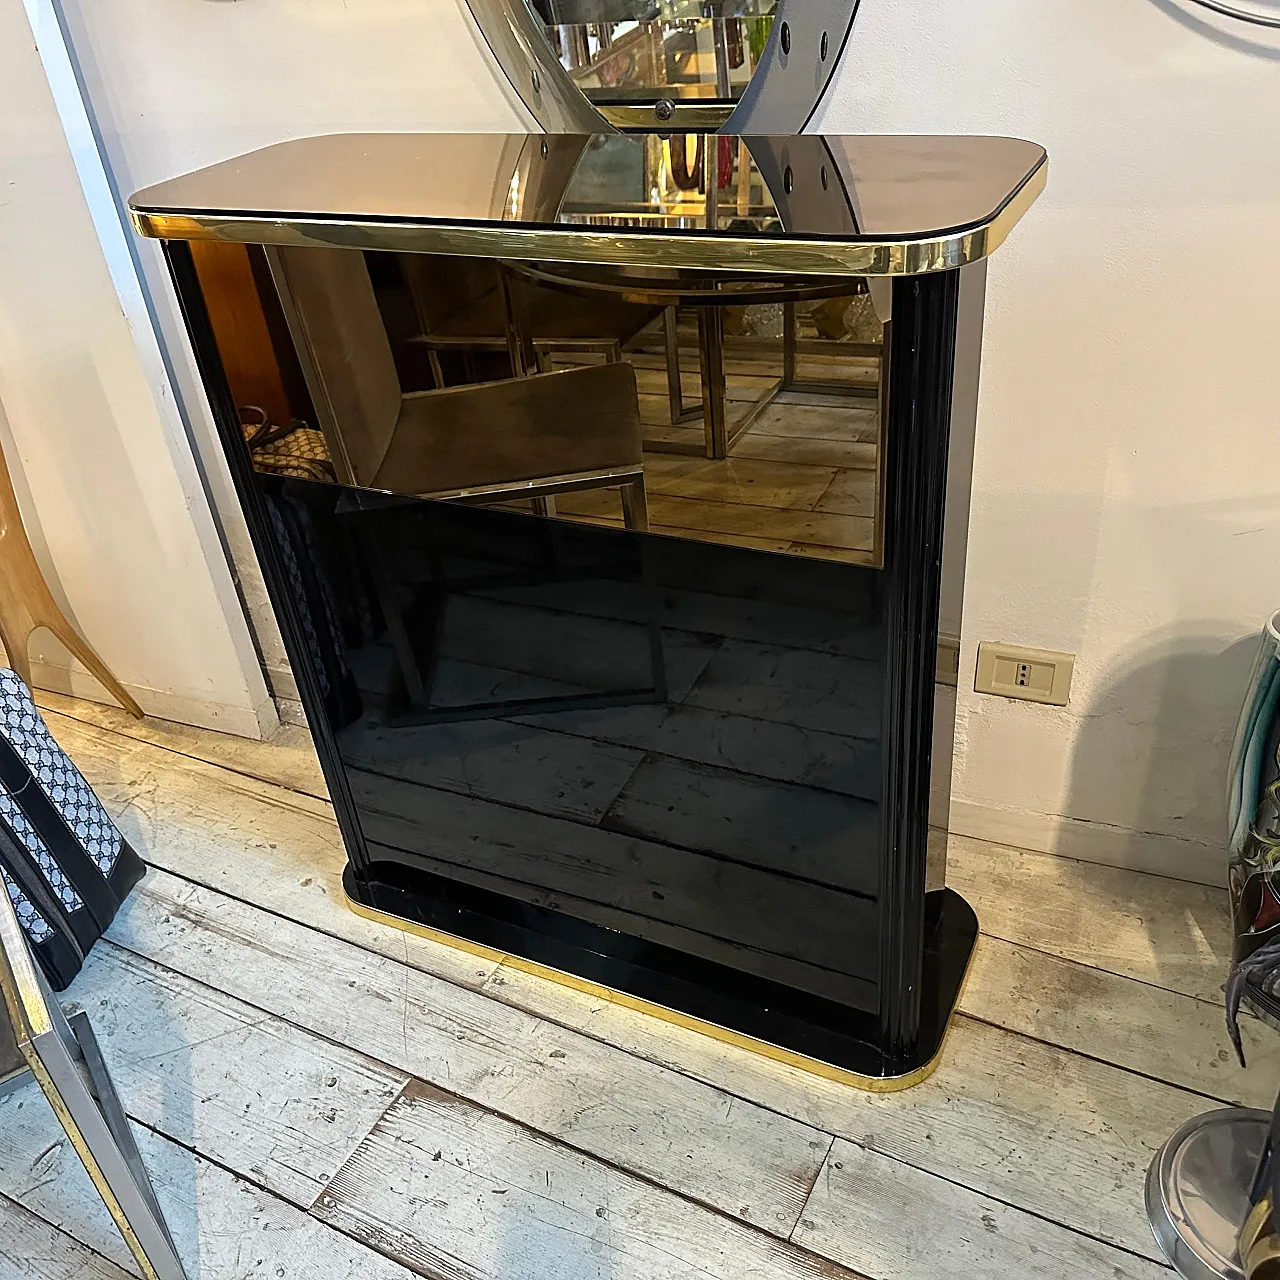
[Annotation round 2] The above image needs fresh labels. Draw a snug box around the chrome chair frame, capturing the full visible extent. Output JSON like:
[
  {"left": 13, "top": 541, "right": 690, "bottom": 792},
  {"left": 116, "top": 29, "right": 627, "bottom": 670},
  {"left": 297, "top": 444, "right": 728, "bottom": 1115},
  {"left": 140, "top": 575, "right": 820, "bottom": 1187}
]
[
  {"left": 0, "top": 882, "right": 187, "bottom": 1280},
  {"left": 462, "top": 0, "right": 862, "bottom": 136}
]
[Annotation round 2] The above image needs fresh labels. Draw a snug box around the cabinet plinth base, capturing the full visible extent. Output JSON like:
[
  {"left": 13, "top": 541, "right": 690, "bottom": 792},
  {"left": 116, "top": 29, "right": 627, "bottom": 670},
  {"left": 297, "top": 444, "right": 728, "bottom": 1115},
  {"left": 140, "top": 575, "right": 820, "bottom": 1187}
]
[{"left": 342, "top": 863, "right": 977, "bottom": 1093}]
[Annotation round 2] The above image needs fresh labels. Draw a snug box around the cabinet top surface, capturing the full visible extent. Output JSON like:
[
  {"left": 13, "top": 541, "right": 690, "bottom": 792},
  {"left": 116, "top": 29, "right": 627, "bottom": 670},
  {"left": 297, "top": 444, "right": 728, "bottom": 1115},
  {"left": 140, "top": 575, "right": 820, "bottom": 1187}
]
[{"left": 130, "top": 132, "right": 1046, "bottom": 277}]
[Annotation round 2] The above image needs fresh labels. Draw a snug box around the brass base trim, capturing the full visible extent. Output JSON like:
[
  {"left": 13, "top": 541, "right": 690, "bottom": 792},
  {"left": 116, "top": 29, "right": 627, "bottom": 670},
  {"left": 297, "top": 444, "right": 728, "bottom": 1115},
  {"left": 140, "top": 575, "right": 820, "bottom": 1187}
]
[{"left": 344, "top": 889, "right": 960, "bottom": 1093}]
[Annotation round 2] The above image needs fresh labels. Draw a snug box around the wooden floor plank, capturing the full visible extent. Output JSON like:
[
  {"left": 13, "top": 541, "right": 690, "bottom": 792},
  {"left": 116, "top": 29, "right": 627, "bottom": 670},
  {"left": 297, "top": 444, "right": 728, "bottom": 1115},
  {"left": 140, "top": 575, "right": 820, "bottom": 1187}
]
[
  {"left": 963, "top": 933, "right": 1275, "bottom": 1107},
  {"left": 482, "top": 576, "right": 879, "bottom": 659},
  {"left": 517, "top": 702, "right": 879, "bottom": 801},
  {"left": 602, "top": 755, "right": 878, "bottom": 892},
  {"left": 784, "top": 542, "right": 877, "bottom": 566},
  {"left": 40, "top": 708, "right": 501, "bottom": 993},
  {"left": 814, "top": 469, "right": 877, "bottom": 518},
  {"left": 338, "top": 713, "right": 646, "bottom": 825},
  {"left": 64, "top": 943, "right": 407, "bottom": 1208},
  {"left": 36, "top": 689, "right": 327, "bottom": 798},
  {"left": 554, "top": 486, "right": 875, "bottom": 552},
  {"left": 107, "top": 869, "right": 834, "bottom": 1237},
  {"left": 0, "top": 1192, "right": 132, "bottom": 1280},
  {"left": 686, "top": 639, "right": 881, "bottom": 737},
  {"left": 483, "top": 962, "right": 1205, "bottom": 1262},
  {"left": 748, "top": 403, "right": 879, "bottom": 443},
  {"left": 793, "top": 1140, "right": 1171, "bottom": 1280},
  {"left": 431, "top": 596, "right": 715, "bottom": 703},
  {"left": 0, "top": 1082, "right": 422, "bottom": 1279},
  {"left": 639, "top": 494, "right": 875, "bottom": 549},
  {"left": 948, "top": 834, "right": 1230, "bottom": 1002},
  {"left": 644, "top": 455, "right": 840, "bottom": 512},
  {"left": 31, "top": 699, "right": 1245, "bottom": 1273},
  {"left": 731, "top": 434, "right": 877, "bottom": 470},
  {"left": 351, "top": 767, "right": 879, "bottom": 980},
  {"left": 316, "top": 1080, "right": 858, "bottom": 1280}
]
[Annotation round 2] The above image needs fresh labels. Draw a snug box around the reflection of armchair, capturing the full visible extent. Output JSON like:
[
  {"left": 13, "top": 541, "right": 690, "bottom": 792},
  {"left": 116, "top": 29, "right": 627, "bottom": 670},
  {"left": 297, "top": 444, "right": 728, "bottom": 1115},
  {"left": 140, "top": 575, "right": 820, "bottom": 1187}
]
[
  {"left": 267, "top": 246, "right": 649, "bottom": 529},
  {"left": 402, "top": 254, "right": 694, "bottom": 426}
]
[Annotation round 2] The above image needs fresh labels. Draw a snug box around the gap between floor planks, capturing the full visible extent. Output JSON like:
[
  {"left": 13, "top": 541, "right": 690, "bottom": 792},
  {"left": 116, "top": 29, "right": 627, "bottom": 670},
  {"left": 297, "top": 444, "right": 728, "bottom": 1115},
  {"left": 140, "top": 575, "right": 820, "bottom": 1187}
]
[{"left": 24, "top": 696, "right": 1254, "bottom": 1274}]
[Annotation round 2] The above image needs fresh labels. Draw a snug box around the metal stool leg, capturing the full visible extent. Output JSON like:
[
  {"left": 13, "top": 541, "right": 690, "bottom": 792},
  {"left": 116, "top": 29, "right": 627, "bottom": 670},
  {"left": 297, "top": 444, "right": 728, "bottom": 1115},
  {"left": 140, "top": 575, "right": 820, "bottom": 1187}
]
[
  {"left": 0, "top": 890, "right": 188, "bottom": 1279},
  {"left": 663, "top": 306, "right": 690, "bottom": 425}
]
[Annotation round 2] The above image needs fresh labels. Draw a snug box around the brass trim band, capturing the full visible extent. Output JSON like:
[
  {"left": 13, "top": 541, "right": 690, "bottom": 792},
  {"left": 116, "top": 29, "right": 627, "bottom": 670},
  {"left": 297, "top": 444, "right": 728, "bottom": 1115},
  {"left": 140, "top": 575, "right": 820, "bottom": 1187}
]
[
  {"left": 131, "top": 155, "right": 1045, "bottom": 280},
  {"left": 595, "top": 102, "right": 737, "bottom": 132},
  {"left": 343, "top": 890, "right": 966, "bottom": 1093}
]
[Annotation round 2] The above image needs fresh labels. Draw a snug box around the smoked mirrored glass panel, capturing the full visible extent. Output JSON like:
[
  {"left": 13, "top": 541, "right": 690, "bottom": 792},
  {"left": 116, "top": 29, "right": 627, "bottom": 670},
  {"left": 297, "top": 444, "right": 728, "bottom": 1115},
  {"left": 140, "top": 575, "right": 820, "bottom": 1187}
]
[
  {"left": 267, "top": 246, "right": 883, "bottom": 563},
  {"left": 233, "top": 133, "right": 889, "bottom": 568},
  {"left": 212, "top": 235, "right": 889, "bottom": 1034}
]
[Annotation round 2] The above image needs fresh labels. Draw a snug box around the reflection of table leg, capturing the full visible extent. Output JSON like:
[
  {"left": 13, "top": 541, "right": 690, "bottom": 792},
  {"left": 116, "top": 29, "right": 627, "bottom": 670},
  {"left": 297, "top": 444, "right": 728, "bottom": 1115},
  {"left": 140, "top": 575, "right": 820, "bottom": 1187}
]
[
  {"left": 780, "top": 298, "right": 881, "bottom": 401},
  {"left": 663, "top": 307, "right": 701, "bottom": 426},
  {"left": 695, "top": 306, "right": 784, "bottom": 459},
  {"left": 696, "top": 307, "right": 728, "bottom": 458},
  {"left": 783, "top": 302, "right": 798, "bottom": 386}
]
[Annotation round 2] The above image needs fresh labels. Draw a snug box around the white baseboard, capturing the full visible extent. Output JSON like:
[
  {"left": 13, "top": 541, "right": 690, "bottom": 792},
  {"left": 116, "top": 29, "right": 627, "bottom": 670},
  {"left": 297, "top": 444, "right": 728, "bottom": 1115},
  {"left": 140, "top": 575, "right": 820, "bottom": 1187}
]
[
  {"left": 264, "top": 662, "right": 299, "bottom": 705},
  {"left": 275, "top": 696, "right": 309, "bottom": 728},
  {"left": 31, "top": 659, "right": 279, "bottom": 741},
  {"left": 948, "top": 797, "right": 1225, "bottom": 888}
]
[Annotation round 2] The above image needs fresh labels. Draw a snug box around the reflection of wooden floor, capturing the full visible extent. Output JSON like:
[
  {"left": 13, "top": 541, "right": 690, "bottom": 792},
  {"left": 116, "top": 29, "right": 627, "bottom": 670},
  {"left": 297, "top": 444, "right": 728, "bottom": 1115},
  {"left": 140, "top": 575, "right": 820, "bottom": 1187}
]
[
  {"left": 337, "top": 584, "right": 884, "bottom": 1005},
  {"left": 11, "top": 688, "right": 1251, "bottom": 1280},
  {"left": 550, "top": 344, "right": 881, "bottom": 565}
]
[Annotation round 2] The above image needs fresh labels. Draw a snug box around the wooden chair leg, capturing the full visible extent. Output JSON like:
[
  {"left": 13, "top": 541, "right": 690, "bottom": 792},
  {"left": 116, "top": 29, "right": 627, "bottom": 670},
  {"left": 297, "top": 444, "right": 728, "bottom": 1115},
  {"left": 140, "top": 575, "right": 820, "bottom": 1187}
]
[
  {"left": 45, "top": 616, "right": 144, "bottom": 720},
  {"left": 0, "top": 611, "right": 36, "bottom": 693},
  {"left": 0, "top": 448, "right": 143, "bottom": 718}
]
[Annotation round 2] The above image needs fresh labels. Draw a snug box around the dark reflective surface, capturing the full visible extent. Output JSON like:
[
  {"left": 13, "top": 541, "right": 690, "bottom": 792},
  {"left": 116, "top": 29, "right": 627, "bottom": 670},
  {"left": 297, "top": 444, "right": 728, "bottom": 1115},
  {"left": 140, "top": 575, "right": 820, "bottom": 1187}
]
[
  {"left": 131, "top": 132, "right": 1046, "bottom": 245},
  {"left": 264, "top": 236, "right": 885, "bottom": 561},
  {"left": 266, "top": 482, "right": 885, "bottom": 1019},
  {"left": 182, "top": 232, "right": 986, "bottom": 1074}
]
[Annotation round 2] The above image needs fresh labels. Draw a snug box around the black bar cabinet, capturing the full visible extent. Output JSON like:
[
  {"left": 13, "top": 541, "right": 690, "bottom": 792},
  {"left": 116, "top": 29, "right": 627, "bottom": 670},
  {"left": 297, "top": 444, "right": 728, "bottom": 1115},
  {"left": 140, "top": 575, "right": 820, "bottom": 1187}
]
[{"left": 131, "top": 132, "right": 1045, "bottom": 1088}]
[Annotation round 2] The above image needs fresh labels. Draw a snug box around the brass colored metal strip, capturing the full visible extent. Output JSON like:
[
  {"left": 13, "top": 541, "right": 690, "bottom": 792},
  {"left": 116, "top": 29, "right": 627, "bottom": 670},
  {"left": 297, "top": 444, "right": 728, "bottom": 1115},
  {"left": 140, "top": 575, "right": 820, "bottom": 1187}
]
[
  {"left": 343, "top": 889, "right": 965, "bottom": 1093},
  {"left": 130, "top": 155, "right": 1046, "bottom": 280},
  {"left": 595, "top": 102, "right": 736, "bottom": 132}
]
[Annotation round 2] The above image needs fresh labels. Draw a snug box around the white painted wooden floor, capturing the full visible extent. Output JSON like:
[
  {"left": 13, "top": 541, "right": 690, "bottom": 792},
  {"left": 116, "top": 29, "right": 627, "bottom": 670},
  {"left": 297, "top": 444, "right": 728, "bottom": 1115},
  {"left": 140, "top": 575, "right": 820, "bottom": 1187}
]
[{"left": 0, "top": 691, "right": 1266, "bottom": 1279}]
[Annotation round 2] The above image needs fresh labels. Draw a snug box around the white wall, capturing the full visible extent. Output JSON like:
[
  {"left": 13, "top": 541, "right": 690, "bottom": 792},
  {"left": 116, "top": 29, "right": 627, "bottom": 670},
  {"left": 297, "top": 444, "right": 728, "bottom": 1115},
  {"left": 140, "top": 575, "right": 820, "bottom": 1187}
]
[
  {"left": 32, "top": 0, "right": 1278, "bottom": 877},
  {"left": 0, "top": 0, "right": 275, "bottom": 735},
  {"left": 54, "top": 0, "right": 529, "bottom": 707},
  {"left": 817, "top": 0, "right": 1280, "bottom": 882}
]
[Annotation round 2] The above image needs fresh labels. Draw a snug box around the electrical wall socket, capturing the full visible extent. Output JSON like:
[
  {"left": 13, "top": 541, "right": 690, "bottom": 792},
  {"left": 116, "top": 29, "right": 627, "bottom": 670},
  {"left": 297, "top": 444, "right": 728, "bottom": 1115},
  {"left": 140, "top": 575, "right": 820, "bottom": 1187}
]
[{"left": 974, "top": 642, "right": 1074, "bottom": 706}]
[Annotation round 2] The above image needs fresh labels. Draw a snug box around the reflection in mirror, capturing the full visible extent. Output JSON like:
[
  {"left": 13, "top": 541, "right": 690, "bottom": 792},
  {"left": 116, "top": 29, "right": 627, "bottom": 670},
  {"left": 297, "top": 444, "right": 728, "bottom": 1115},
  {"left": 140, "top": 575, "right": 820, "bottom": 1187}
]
[
  {"left": 191, "top": 134, "right": 885, "bottom": 569},
  {"left": 236, "top": 243, "right": 883, "bottom": 568},
  {"left": 523, "top": 0, "right": 778, "bottom": 106}
]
